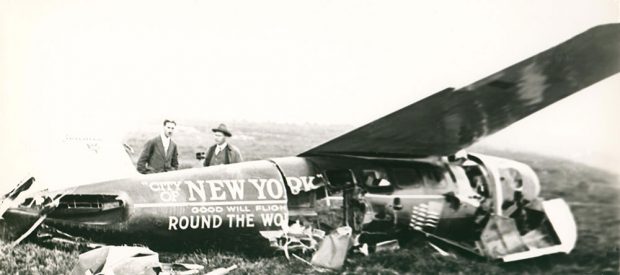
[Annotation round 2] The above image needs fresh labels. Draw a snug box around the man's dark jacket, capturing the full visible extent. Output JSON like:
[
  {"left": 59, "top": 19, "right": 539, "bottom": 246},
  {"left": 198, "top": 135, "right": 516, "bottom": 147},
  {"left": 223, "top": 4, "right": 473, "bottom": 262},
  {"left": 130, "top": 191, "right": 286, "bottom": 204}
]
[
  {"left": 137, "top": 136, "right": 179, "bottom": 174},
  {"left": 203, "top": 144, "right": 243, "bottom": 166}
]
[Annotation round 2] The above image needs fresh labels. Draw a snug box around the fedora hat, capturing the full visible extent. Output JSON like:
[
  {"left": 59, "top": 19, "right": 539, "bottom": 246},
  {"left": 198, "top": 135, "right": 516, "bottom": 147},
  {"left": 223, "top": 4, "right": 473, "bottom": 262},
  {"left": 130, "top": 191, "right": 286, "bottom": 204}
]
[{"left": 212, "top": 123, "right": 232, "bottom": 137}]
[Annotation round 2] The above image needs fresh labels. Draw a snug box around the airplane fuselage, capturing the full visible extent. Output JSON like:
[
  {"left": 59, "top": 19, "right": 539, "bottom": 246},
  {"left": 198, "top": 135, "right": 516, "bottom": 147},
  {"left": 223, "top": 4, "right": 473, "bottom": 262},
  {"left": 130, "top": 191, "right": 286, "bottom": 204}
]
[{"left": 4, "top": 152, "right": 567, "bottom": 257}]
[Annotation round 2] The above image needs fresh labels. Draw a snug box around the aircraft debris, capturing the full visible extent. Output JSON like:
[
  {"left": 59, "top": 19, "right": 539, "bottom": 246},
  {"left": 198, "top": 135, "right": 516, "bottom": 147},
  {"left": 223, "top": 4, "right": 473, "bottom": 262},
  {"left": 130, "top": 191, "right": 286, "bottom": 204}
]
[
  {"left": 428, "top": 242, "right": 453, "bottom": 258},
  {"left": 1, "top": 185, "right": 73, "bottom": 247},
  {"left": 292, "top": 253, "right": 313, "bottom": 265},
  {"left": 354, "top": 243, "right": 369, "bottom": 256},
  {"left": 274, "top": 220, "right": 323, "bottom": 259},
  {"left": 158, "top": 263, "right": 205, "bottom": 275},
  {"left": 71, "top": 245, "right": 207, "bottom": 275},
  {"left": 71, "top": 246, "right": 160, "bottom": 275},
  {"left": 36, "top": 225, "right": 106, "bottom": 249},
  {"left": 375, "top": 239, "right": 400, "bottom": 252},
  {"left": 310, "top": 226, "right": 353, "bottom": 270},
  {"left": 10, "top": 215, "right": 46, "bottom": 247},
  {"left": 204, "top": 264, "right": 238, "bottom": 275},
  {"left": 0, "top": 177, "right": 35, "bottom": 219}
]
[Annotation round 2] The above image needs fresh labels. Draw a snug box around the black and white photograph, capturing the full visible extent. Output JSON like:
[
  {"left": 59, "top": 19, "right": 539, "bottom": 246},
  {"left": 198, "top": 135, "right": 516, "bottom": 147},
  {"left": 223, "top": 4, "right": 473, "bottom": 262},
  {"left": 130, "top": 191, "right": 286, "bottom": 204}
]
[{"left": 0, "top": 0, "right": 619, "bottom": 274}]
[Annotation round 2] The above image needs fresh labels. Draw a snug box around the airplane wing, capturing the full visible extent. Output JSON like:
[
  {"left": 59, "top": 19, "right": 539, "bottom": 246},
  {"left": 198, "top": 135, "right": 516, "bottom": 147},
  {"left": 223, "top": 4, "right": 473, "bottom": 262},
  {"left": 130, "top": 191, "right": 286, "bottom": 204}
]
[
  {"left": 0, "top": 132, "right": 138, "bottom": 196},
  {"left": 301, "top": 24, "right": 620, "bottom": 158}
]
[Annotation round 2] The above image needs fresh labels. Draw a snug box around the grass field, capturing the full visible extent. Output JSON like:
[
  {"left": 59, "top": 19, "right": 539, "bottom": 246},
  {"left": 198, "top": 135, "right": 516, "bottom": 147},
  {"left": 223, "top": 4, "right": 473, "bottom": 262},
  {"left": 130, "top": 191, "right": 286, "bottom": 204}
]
[{"left": 1, "top": 121, "right": 618, "bottom": 274}]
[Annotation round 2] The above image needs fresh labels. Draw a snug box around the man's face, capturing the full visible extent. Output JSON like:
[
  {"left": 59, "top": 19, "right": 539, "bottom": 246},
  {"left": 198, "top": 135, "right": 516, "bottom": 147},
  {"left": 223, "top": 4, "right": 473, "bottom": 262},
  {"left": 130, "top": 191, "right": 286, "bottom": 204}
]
[
  {"left": 214, "top": 132, "right": 226, "bottom": 145},
  {"left": 163, "top": 123, "right": 176, "bottom": 137}
]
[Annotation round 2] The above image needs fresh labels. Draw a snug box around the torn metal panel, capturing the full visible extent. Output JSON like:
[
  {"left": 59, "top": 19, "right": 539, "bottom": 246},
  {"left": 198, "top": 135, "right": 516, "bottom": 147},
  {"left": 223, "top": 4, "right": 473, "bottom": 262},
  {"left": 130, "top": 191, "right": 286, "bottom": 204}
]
[{"left": 311, "top": 226, "right": 353, "bottom": 270}]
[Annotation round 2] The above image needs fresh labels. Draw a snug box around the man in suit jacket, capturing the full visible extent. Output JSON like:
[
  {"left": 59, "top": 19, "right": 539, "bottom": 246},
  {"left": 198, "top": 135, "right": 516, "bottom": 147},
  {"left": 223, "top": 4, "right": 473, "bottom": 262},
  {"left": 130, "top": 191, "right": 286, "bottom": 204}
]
[
  {"left": 137, "top": 120, "right": 179, "bottom": 174},
  {"left": 203, "top": 123, "right": 243, "bottom": 167}
]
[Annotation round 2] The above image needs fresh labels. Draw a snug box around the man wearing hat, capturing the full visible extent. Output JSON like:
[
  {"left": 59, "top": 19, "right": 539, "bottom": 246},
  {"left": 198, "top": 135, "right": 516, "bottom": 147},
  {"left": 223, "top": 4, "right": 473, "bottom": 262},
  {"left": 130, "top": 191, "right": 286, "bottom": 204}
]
[{"left": 203, "top": 123, "right": 243, "bottom": 166}]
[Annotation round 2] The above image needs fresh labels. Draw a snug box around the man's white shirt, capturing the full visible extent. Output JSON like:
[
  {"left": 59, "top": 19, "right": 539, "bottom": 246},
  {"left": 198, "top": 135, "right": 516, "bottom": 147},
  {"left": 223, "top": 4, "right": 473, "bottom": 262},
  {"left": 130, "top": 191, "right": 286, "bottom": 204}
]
[
  {"left": 215, "top": 143, "right": 228, "bottom": 155},
  {"left": 160, "top": 133, "right": 171, "bottom": 156}
]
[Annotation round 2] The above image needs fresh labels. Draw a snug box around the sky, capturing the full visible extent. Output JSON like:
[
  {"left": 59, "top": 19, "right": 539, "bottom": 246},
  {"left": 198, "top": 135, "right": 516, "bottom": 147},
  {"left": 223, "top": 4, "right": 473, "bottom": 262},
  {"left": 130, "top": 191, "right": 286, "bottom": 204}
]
[{"left": 0, "top": 0, "right": 619, "bottom": 184}]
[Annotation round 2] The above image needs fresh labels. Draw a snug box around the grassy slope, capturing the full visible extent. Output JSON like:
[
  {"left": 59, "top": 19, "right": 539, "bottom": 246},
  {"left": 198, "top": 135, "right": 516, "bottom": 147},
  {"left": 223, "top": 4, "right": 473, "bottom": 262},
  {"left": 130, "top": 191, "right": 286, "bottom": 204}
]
[{"left": 1, "top": 121, "right": 618, "bottom": 274}]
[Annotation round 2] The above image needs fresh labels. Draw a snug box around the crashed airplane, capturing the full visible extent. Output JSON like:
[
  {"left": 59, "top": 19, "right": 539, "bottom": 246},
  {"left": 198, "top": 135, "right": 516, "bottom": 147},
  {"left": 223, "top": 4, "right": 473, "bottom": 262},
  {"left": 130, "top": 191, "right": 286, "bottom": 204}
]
[{"left": 1, "top": 24, "right": 619, "bottom": 263}]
